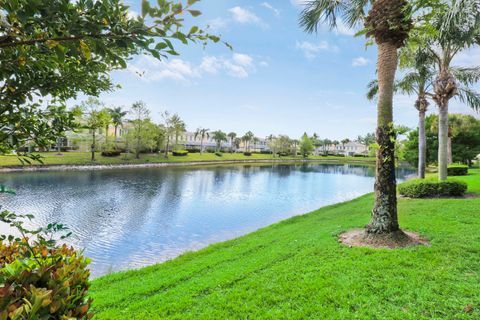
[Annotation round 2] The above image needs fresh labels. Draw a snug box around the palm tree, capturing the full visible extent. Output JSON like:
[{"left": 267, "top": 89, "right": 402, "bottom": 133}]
[
  {"left": 108, "top": 107, "right": 128, "bottom": 143},
  {"left": 242, "top": 131, "right": 254, "bottom": 152},
  {"left": 332, "top": 140, "right": 340, "bottom": 155},
  {"left": 301, "top": 0, "right": 413, "bottom": 236},
  {"left": 170, "top": 114, "right": 186, "bottom": 149},
  {"left": 418, "top": 2, "right": 480, "bottom": 180},
  {"left": 227, "top": 132, "right": 237, "bottom": 153},
  {"left": 252, "top": 137, "right": 260, "bottom": 152},
  {"left": 194, "top": 128, "right": 210, "bottom": 154},
  {"left": 267, "top": 134, "right": 277, "bottom": 157},
  {"left": 211, "top": 130, "right": 227, "bottom": 152}
]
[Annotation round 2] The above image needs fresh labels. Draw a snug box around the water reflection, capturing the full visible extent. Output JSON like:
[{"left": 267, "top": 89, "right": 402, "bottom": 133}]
[{"left": 0, "top": 163, "right": 413, "bottom": 277}]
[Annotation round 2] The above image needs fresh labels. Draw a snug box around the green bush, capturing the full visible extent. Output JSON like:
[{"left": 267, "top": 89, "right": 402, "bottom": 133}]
[
  {"left": 243, "top": 152, "right": 252, "bottom": 156},
  {"left": 398, "top": 179, "right": 468, "bottom": 198},
  {"left": 0, "top": 211, "right": 92, "bottom": 319},
  {"left": 185, "top": 148, "right": 200, "bottom": 153},
  {"left": 172, "top": 150, "right": 188, "bottom": 157},
  {"left": 101, "top": 150, "right": 121, "bottom": 157},
  {"left": 447, "top": 164, "right": 469, "bottom": 176},
  {"left": 215, "top": 152, "right": 223, "bottom": 157}
]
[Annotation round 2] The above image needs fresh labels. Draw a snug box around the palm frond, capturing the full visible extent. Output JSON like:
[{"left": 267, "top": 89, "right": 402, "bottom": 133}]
[
  {"left": 456, "top": 86, "right": 480, "bottom": 111},
  {"left": 451, "top": 66, "right": 480, "bottom": 86},
  {"left": 299, "top": 0, "right": 369, "bottom": 33},
  {"left": 366, "top": 79, "right": 378, "bottom": 101}
]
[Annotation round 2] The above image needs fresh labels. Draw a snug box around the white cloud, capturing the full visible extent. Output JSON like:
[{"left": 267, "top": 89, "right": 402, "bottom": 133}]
[
  {"left": 229, "top": 6, "right": 263, "bottom": 25},
  {"left": 290, "top": 0, "right": 307, "bottom": 7},
  {"left": 128, "top": 56, "right": 199, "bottom": 82},
  {"left": 206, "top": 17, "right": 228, "bottom": 31},
  {"left": 261, "top": 2, "right": 280, "bottom": 17},
  {"left": 127, "top": 53, "right": 259, "bottom": 82},
  {"left": 296, "top": 41, "right": 338, "bottom": 59},
  {"left": 453, "top": 47, "right": 480, "bottom": 67},
  {"left": 352, "top": 57, "right": 370, "bottom": 67}
]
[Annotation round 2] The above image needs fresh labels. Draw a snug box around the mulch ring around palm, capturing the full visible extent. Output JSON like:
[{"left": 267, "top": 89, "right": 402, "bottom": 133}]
[{"left": 339, "top": 229, "right": 430, "bottom": 249}]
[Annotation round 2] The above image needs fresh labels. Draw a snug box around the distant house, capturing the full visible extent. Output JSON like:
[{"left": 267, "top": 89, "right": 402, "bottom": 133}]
[{"left": 316, "top": 141, "right": 368, "bottom": 156}]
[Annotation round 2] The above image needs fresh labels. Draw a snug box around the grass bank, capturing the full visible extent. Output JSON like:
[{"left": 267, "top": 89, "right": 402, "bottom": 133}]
[
  {"left": 0, "top": 152, "right": 374, "bottom": 168},
  {"left": 90, "top": 169, "right": 480, "bottom": 319}
]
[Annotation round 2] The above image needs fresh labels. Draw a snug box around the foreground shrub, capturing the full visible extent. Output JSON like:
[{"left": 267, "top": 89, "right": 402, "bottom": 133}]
[
  {"left": 398, "top": 179, "right": 468, "bottom": 198},
  {"left": 0, "top": 208, "right": 92, "bottom": 319},
  {"left": 243, "top": 152, "right": 252, "bottom": 156},
  {"left": 172, "top": 150, "right": 188, "bottom": 157},
  {"left": 447, "top": 165, "right": 469, "bottom": 176},
  {"left": 185, "top": 148, "right": 200, "bottom": 153},
  {"left": 215, "top": 152, "right": 223, "bottom": 157}
]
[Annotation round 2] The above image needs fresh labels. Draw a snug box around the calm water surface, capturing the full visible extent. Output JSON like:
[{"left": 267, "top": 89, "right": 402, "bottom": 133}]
[{"left": 0, "top": 163, "right": 414, "bottom": 277}]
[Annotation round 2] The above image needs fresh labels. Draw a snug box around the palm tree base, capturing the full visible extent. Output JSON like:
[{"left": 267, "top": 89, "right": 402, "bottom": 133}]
[{"left": 339, "top": 229, "right": 428, "bottom": 249}]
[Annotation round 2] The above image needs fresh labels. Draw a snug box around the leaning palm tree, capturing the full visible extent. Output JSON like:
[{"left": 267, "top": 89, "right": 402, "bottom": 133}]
[
  {"left": 419, "top": 1, "right": 480, "bottom": 180},
  {"left": 301, "top": 0, "right": 413, "bottom": 237},
  {"left": 227, "top": 132, "right": 237, "bottom": 153},
  {"left": 194, "top": 128, "right": 210, "bottom": 154}
]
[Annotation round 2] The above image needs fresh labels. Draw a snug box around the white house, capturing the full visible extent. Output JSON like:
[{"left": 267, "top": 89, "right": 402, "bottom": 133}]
[{"left": 315, "top": 141, "right": 368, "bottom": 156}]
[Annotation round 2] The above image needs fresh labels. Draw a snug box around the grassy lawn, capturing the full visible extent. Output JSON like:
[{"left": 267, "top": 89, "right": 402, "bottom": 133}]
[
  {"left": 90, "top": 169, "right": 480, "bottom": 319},
  {"left": 0, "top": 152, "right": 375, "bottom": 167}
]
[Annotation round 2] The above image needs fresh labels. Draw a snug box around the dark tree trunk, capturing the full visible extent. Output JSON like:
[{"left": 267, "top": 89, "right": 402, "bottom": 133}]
[{"left": 91, "top": 130, "right": 96, "bottom": 161}]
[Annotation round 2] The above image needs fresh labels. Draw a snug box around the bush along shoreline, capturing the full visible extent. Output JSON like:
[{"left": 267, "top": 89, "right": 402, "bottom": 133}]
[{"left": 398, "top": 179, "right": 468, "bottom": 198}]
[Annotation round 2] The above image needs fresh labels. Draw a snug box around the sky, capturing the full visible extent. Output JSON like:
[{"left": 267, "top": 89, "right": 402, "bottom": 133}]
[{"left": 79, "top": 0, "right": 480, "bottom": 140}]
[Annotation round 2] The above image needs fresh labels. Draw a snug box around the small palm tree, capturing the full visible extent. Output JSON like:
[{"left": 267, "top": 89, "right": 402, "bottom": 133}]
[
  {"left": 242, "top": 131, "right": 254, "bottom": 152},
  {"left": 195, "top": 128, "right": 210, "bottom": 154},
  {"left": 227, "top": 132, "right": 237, "bottom": 153},
  {"left": 170, "top": 114, "right": 186, "bottom": 149},
  {"left": 211, "top": 130, "right": 227, "bottom": 152},
  {"left": 108, "top": 107, "right": 128, "bottom": 145}
]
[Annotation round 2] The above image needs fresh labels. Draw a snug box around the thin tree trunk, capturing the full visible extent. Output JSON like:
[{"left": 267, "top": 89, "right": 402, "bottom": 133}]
[
  {"left": 105, "top": 125, "right": 109, "bottom": 144},
  {"left": 438, "top": 102, "right": 449, "bottom": 181},
  {"left": 164, "top": 136, "right": 170, "bottom": 158},
  {"left": 366, "top": 42, "right": 399, "bottom": 235},
  {"left": 91, "top": 130, "right": 96, "bottom": 161},
  {"left": 114, "top": 126, "right": 118, "bottom": 141},
  {"left": 418, "top": 110, "right": 427, "bottom": 179}
]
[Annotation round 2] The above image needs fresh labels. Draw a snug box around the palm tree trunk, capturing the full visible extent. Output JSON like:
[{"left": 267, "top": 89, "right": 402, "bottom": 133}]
[
  {"left": 114, "top": 125, "right": 118, "bottom": 141},
  {"left": 418, "top": 109, "right": 427, "bottom": 179},
  {"left": 200, "top": 139, "right": 204, "bottom": 154},
  {"left": 438, "top": 102, "right": 449, "bottom": 181},
  {"left": 164, "top": 136, "right": 170, "bottom": 158},
  {"left": 366, "top": 42, "right": 399, "bottom": 235},
  {"left": 447, "top": 136, "right": 453, "bottom": 165}
]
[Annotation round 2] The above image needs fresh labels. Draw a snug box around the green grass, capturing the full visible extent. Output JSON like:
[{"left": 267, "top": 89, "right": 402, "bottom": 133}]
[
  {"left": 90, "top": 169, "right": 480, "bottom": 319},
  {"left": 0, "top": 152, "right": 375, "bottom": 167}
]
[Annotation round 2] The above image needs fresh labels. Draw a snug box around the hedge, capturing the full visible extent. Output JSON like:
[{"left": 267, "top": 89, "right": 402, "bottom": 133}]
[
  {"left": 398, "top": 179, "right": 468, "bottom": 198},
  {"left": 172, "top": 150, "right": 188, "bottom": 157},
  {"left": 101, "top": 150, "right": 122, "bottom": 157},
  {"left": 447, "top": 165, "right": 469, "bottom": 176}
]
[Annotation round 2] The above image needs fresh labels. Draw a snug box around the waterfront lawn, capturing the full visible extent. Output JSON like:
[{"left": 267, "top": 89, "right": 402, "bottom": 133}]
[
  {"left": 0, "top": 152, "right": 374, "bottom": 167},
  {"left": 90, "top": 169, "right": 480, "bottom": 319}
]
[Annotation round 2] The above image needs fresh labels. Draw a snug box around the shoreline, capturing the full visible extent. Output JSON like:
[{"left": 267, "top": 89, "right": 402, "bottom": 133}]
[{"left": 0, "top": 158, "right": 375, "bottom": 173}]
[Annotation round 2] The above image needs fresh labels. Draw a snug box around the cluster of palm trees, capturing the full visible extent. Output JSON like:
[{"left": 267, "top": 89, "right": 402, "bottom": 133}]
[
  {"left": 300, "top": 0, "right": 480, "bottom": 240},
  {"left": 193, "top": 129, "right": 260, "bottom": 153}
]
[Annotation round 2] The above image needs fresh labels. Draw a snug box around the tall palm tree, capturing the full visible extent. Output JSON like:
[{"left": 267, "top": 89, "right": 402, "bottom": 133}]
[
  {"left": 108, "top": 107, "right": 128, "bottom": 143},
  {"left": 227, "top": 132, "right": 237, "bottom": 153},
  {"left": 267, "top": 134, "right": 277, "bottom": 157},
  {"left": 242, "top": 131, "right": 254, "bottom": 152},
  {"left": 252, "top": 137, "right": 260, "bottom": 152},
  {"left": 194, "top": 128, "right": 210, "bottom": 154},
  {"left": 211, "top": 130, "right": 227, "bottom": 152},
  {"left": 419, "top": 2, "right": 480, "bottom": 180},
  {"left": 301, "top": 0, "right": 413, "bottom": 236}
]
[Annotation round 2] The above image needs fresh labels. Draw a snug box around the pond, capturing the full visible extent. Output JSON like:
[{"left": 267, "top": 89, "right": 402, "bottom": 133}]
[{"left": 0, "top": 163, "right": 414, "bottom": 277}]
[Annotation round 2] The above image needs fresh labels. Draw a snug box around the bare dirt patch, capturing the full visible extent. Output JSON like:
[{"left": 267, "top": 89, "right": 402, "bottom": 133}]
[{"left": 339, "top": 229, "right": 429, "bottom": 249}]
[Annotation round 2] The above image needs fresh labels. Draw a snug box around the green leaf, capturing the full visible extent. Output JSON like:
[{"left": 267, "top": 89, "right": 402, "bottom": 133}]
[
  {"left": 141, "top": 0, "right": 150, "bottom": 17},
  {"left": 187, "top": 10, "right": 201, "bottom": 17}
]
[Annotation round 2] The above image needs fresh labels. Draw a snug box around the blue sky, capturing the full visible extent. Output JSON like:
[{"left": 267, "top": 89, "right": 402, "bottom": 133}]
[{"left": 87, "top": 0, "right": 479, "bottom": 140}]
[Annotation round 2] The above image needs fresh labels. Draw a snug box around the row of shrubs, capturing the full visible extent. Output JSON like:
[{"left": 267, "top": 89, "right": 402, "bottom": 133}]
[{"left": 398, "top": 179, "right": 468, "bottom": 198}]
